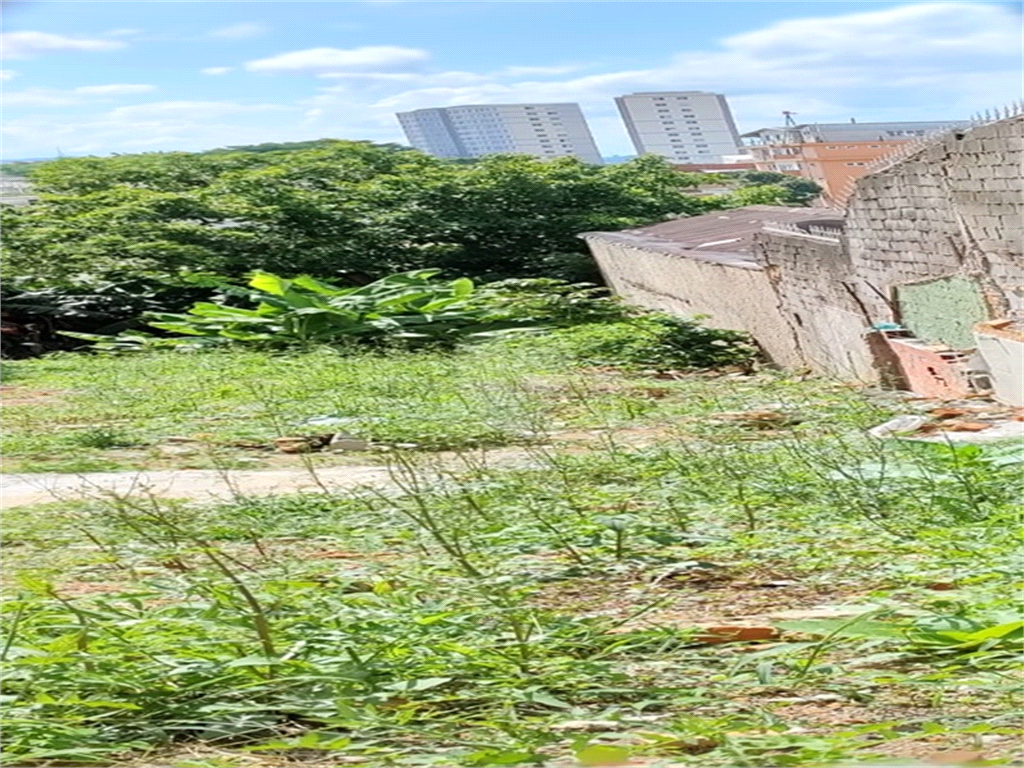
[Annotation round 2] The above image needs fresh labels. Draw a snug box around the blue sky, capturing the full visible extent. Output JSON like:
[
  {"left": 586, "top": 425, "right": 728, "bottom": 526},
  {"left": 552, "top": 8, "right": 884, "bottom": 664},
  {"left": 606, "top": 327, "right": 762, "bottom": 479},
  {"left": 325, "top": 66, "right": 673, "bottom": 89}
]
[{"left": 1, "top": 1, "right": 1020, "bottom": 159}]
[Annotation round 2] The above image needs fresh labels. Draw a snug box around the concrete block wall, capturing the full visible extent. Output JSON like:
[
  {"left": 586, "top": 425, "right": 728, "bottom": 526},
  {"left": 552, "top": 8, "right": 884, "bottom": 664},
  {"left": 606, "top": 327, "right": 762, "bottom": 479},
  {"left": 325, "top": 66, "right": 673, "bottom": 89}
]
[
  {"left": 584, "top": 116, "right": 1021, "bottom": 385},
  {"left": 845, "top": 116, "right": 1023, "bottom": 325}
]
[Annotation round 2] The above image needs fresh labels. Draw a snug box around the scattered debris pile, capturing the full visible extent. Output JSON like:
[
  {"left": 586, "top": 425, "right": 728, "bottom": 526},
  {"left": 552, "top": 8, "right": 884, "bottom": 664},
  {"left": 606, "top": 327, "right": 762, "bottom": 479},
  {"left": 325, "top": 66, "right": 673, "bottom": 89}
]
[
  {"left": 273, "top": 432, "right": 370, "bottom": 454},
  {"left": 869, "top": 399, "right": 1024, "bottom": 442},
  {"left": 873, "top": 318, "right": 1023, "bottom": 409}
]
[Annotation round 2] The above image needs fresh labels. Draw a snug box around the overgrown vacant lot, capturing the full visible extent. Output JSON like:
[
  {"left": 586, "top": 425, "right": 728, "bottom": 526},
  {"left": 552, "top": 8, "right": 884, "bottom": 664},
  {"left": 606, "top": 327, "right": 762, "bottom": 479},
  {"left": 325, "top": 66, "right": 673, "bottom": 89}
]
[
  {"left": 1, "top": 340, "right": 1021, "bottom": 767},
  {"left": 1, "top": 338, "right": 864, "bottom": 475}
]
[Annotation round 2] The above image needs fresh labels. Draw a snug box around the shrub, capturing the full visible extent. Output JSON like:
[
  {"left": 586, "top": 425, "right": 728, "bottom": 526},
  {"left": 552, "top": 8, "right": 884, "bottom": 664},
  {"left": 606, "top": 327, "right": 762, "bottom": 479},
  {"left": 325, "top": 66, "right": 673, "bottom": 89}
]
[
  {"left": 62, "top": 270, "right": 539, "bottom": 352},
  {"left": 471, "top": 278, "right": 630, "bottom": 327},
  {"left": 524, "top": 314, "right": 758, "bottom": 371}
]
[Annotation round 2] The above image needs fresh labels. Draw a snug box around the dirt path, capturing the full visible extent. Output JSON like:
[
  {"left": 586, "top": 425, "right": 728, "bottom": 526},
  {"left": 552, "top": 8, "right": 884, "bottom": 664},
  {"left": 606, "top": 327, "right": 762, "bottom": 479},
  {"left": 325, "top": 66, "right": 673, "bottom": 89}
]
[
  {"left": 0, "top": 465, "right": 402, "bottom": 508},
  {"left": 0, "top": 426, "right": 657, "bottom": 510},
  {"left": 0, "top": 444, "right": 552, "bottom": 509}
]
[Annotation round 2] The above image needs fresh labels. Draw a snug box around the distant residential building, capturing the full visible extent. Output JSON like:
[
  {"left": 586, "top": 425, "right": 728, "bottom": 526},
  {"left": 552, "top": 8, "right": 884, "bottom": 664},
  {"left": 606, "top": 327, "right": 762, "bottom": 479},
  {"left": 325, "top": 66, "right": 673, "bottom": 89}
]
[
  {"left": 672, "top": 161, "right": 757, "bottom": 174},
  {"left": 395, "top": 103, "right": 603, "bottom": 164},
  {"left": 614, "top": 91, "right": 742, "bottom": 163},
  {"left": 741, "top": 120, "right": 969, "bottom": 201}
]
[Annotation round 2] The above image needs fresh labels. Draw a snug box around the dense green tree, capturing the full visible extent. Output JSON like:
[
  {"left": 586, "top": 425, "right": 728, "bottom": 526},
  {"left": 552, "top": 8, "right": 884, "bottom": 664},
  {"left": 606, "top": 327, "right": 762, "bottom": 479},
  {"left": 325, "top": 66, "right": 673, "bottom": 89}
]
[
  {"left": 738, "top": 170, "right": 791, "bottom": 186},
  {"left": 737, "top": 170, "right": 823, "bottom": 205},
  {"left": 2, "top": 143, "right": 731, "bottom": 288},
  {"left": 775, "top": 176, "right": 825, "bottom": 205}
]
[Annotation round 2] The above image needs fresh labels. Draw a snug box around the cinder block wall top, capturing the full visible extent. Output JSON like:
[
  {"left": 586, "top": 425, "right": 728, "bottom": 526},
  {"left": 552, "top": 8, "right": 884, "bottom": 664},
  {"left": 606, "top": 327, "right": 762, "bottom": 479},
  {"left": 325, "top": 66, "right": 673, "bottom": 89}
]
[{"left": 844, "top": 115, "right": 1023, "bottom": 323}]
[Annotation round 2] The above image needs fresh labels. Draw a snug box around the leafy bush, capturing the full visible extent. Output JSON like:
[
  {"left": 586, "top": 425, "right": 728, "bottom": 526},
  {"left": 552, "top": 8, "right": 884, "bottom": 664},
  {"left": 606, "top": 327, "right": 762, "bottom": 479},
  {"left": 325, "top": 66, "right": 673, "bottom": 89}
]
[
  {"left": 1, "top": 274, "right": 220, "bottom": 357},
  {"left": 524, "top": 314, "right": 758, "bottom": 371},
  {"left": 471, "top": 278, "right": 630, "bottom": 327},
  {"left": 62, "top": 272, "right": 759, "bottom": 372},
  {"left": 63, "top": 269, "right": 538, "bottom": 351},
  {"left": 735, "top": 171, "right": 823, "bottom": 205}
]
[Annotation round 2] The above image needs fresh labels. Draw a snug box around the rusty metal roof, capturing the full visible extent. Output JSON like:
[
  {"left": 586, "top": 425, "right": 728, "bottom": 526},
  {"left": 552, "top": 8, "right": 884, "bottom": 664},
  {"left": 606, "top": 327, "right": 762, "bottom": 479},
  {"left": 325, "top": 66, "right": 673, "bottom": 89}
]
[{"left": 579, "top": 205, "right": 844, "bottom": 269}]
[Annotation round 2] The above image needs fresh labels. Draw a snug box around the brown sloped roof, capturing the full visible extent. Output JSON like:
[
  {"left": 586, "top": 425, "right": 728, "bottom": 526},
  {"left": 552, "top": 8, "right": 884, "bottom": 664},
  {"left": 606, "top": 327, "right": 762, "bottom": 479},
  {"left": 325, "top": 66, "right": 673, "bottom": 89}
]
[{"left": 579, "top": 205, "right": 844, "bottom": 270}]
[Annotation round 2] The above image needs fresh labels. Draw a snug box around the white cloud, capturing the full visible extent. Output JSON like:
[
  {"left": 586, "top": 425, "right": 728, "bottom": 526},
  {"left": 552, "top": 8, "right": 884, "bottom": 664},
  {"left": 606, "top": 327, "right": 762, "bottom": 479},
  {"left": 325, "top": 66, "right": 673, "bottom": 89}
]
[
  {"left": 201, "top": 67, "right": 233, "bottom": 76},
  {"left": 0, "top": 69, "right": 16, "bottom": 81},
  {"left": 75, "top": 84, "right": 156, "bottom": 96},
  {"left": 104, "top": 28, "right": 143, "bottom": 38},
  {"left": 3, "top": 84, "right": 156, "bottom": 107},
  {"left": 108, "top": 101, "right": 288, "bottom": 121},
  {"left": 3, "top": 90, "right": 82, "bottom": 108},
  {"left": 245, "top": 45, "right": 429, "bottom": 74},
  {"left": 1, "top": 100, "right": 305, "bottom": 157},
  {"left": 499, "top": 65, "right": 585, "bottom": 77},
  {"left": 0, "top": 31, "right": 124, "bottom": 60},
  {"left": 3, "top": 2, "right": 1019, "bottom": 159},
  {"left": 209, "top": 23, "right": 266, "bottom": 40},
  {"left": 719, "top": 2, "right": 1012, "bottom": 64},
  {"left": 318, "top": 70, "right": 488, "bottom": 86}
]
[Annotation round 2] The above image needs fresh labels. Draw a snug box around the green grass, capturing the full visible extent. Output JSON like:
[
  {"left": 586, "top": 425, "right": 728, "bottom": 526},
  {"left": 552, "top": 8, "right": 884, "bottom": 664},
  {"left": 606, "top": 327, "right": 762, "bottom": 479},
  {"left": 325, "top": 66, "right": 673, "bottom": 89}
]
[
  {"left": 2, "top": 344, "right": 559, "bottom": 472},
  {"left": 1, "top": 340, "right": 1021, "bottom": 766},
  {"left": 1, "top": 337, "right": 892, "bottom": 474}
]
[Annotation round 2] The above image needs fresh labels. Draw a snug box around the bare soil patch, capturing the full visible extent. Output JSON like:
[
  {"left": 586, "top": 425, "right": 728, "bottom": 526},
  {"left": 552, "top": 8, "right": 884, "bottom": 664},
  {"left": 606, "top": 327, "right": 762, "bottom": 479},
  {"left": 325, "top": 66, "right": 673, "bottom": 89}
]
[{"left": 0, "top": 384, "right": 65, "bottom": 407}]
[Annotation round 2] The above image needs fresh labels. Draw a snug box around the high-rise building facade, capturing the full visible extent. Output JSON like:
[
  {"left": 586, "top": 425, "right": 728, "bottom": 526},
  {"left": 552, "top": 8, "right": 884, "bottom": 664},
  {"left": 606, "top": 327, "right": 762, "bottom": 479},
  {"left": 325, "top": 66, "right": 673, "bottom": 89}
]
[
  {"left": 615, "top": 91, "right": 741, "bottom": 163},
  {"left": 395, "top": 103, "right": 603, "bottom": 164}
]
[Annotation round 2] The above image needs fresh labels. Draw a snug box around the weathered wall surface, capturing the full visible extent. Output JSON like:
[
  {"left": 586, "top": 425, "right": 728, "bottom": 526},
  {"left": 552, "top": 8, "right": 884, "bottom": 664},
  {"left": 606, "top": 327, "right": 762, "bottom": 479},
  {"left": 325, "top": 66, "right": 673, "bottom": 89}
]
[
  {"left": 974, "top": 325, "right": 1024, "bottom": 406},
  {"left": 895, "top": 276, "right": 990, "bottom": 350},
  {"left": 845, "top": 116, "right": 1024, "bottom": 326},
  {"left": 585, "top": 238, "right": 803, "bottom": 368},
  {"left": 585, "top": 116, "right": 1022, "bottom": 385},
  {"left": 753, "top": 228, "right": 879, "bottom": 381}
]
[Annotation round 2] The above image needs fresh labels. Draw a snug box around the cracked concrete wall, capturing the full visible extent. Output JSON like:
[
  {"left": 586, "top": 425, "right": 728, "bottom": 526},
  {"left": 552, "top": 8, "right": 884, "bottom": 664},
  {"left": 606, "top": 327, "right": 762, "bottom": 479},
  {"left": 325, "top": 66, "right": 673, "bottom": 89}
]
[
  {"left": 753, "top": 230, "right": 880, "bottom": 382},
  {"left": 844, "top": 116, "right": 1024, "bottom": 328}
]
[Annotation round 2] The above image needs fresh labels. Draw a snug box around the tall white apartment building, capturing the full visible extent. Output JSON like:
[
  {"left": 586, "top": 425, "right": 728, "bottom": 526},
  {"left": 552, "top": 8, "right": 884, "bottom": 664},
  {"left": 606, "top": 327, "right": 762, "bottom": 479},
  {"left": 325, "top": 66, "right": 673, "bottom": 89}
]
[
  {"left": 396, "top": 103, "right": 604, "bottom": 164},
  {"left": 615, "top": 91, "right": 741, "bottom": 163}
]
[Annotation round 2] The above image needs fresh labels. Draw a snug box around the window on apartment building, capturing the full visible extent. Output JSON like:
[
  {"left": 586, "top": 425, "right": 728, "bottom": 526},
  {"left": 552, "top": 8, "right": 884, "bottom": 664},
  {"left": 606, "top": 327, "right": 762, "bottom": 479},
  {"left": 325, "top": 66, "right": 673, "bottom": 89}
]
[
  {"left": 827, "top": 145, "right": 838, "bottom": 149},
  {"left": 869, "top": 144, "right": 881, "bottom": 148}
]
